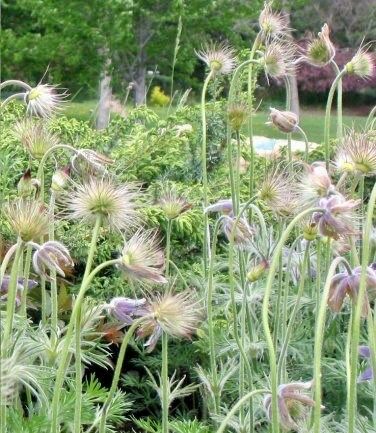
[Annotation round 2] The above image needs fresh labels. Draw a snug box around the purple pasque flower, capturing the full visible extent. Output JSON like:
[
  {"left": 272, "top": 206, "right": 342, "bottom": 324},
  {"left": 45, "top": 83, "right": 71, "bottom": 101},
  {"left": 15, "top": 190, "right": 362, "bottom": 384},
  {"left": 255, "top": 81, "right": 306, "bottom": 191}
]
[
  {"left": 263, "top": 381, "right": 322, "bottom": 431},
  {"left": 358, "top": 345, "right": 373, "bottom": 382},
  {"left": 32, "top": 241, "right": 74, "bottom": 279},
  {"left": 0, "top": 276, "right": 38, "bottom": 306},
  {"left": 328, "top": 265, "right": 376, "bottom": 317},
  {"left": 108, "top": 297, "right": 149, "bottom": 324},
  {"left": 313, "top": 193, "right": 360, "bottom": 240},
  {"left": 204, "top": 199, "right": 233, "bottom": 215}
]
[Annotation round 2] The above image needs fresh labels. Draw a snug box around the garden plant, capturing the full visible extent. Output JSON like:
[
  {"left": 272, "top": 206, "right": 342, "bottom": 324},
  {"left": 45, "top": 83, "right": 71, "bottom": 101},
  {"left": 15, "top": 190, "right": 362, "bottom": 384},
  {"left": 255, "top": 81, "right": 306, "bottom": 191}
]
[{"left": 1, "top": 2, "right": 376, "bottom": 433}]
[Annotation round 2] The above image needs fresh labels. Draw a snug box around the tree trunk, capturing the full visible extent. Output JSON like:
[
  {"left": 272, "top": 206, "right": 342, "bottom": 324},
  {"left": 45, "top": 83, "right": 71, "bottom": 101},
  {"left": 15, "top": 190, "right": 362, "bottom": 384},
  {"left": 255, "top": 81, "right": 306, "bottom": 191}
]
[
  {"left": 96, "top": 71, "right": 112, "bottom": 130},
  {"left": 134, "top": 68, "right": 146, "bottom": 105}
]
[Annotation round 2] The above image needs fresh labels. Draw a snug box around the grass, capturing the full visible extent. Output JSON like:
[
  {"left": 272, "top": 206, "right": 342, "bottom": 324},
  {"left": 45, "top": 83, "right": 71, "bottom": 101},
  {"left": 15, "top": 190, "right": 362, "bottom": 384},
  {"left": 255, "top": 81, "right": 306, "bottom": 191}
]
[{"left": 64, "top": 100, "right": 367, "bottom": 144}]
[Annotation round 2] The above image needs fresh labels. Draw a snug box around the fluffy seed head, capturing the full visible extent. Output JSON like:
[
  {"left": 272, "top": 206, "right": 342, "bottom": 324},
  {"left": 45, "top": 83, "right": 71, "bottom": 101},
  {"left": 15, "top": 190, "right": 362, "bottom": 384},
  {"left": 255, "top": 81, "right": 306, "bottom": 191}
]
[
  {"left": 158, "top": 188, "right": 191, "bottom": 220},
  {"left": 258, "top": 2, "right": 290, "bottom": 41},
  {"left": 14, "top": 119, "right": 60, "bottom": 160},
  {"left": 32, "top": 241, "right": 74, "bottom": 279},
  {"left": 260, "top": 41, "right": 296, "bottom": 79},
  {"left": 137, "top": 291, "right": 202, "bottom": 351},
  {"left": 345, "top": 47, "right": 375, "bottom": 79},
  {"left": 3, "top": 199, "right": 49, "bottom": 242},
  {"left": 66, "top": 177, "right": 140, "bottom": 231},
  {"left": 335, "top": 130, "right": 376, "bottom": 176},
  {"left": 51, "top": 165, "right": 71, "bottom": 194},
  {"left": 302, "top": 24, "right": 336, "bottom": 67},
  {"left": 196, "top": 42, "right": 236, "bottom": 75},
  {"left": 228, "top": 102, "right": 249, "bottom": 131},
  {"left": 298, "top": 162, "right": 336, "bottom": 207},
  {"left": 268, "top": 107, "right": 298, "bottom": 133},
  {"left": 119, "top": 230, "right": 167, "bottom": 284},
  {"left": 25, "top": 84, "right": 67, "bottom": 117},
  {"left": 258, "top": 167, "right": 297, "bottom": 217}
]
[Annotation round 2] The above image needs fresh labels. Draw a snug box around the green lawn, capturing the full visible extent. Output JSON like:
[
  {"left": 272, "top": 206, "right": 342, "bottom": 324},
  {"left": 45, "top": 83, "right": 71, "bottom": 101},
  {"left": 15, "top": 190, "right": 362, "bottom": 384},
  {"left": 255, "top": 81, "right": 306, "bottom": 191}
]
[{"left": 64, "top": 100, "right": 367, "bottom": 144}]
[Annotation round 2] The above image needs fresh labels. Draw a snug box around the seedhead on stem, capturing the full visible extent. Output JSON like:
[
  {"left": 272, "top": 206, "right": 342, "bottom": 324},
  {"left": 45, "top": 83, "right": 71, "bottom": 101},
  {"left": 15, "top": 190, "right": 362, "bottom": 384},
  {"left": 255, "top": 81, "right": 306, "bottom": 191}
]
[
  {"left": 25, "top": 84, "right": 67, "bottom": 117},
  {"left": 3, "top": 199, "right": 49, "bottom": 242},
  {"left": 258, "top": 2, "right": 290, "bottom": 41},
  {"left": 300, "top": 24, "right": 336, "bottom": 67},
  {"left": 119, "top": 230, "right": 167, "bottom": 284},
  {"left": 14, "top": 119, "right": 60, "bottom": 160},
  {"left": 196, "top": 42, "right": 236, "bottom": 75},
  {"left": 66, "top": 177, "right": 140, "bottom": 231},
  {"left": 335, "top": 130, "right": 376, "bottom": 176},
  {"left": 137, "top": 291, "right": 202, "bottom": 352}
]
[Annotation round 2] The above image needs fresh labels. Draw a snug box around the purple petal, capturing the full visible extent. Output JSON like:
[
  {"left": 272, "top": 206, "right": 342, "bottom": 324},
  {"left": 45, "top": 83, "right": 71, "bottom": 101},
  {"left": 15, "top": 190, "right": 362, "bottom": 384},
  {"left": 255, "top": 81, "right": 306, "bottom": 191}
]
[
  {"left": 358, "top": 367, "right": 373, "bottom": 382},
  {"left": 359, "top": 345, "right": 371, "bottom": 358}
]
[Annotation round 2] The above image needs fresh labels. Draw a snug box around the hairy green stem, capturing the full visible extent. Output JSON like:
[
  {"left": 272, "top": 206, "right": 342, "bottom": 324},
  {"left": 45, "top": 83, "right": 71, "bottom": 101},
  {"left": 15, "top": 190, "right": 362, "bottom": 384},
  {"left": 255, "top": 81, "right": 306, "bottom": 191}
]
[
  {"left": 0, "top": 79, "right": 31, "bottom": 91},
  {"left": 49, "top": 257, "right": 119, "bottom": 433},
  {"left": 365, "top": 105, "right": 376, "bottom": 130},
  {"left": 347, "top": 182, "right": 376, "bottom": 433},
  {"left": 74, "top": 216, "right": 102, "bottom": 433},
  {"left": 165, "top": 219, "right": 172, "bottom": 276},
  {"left": 262, "top": 207, "right": 323, "bottom": 433},
  {"left": 201, "top": 70, "right": 215, "bottom": 274},
  {"left": 331, "top": 60, "right": 343, "bottom": 140},
  {"left": 313, "top": 256, "right": 351, "bottom": 433},
  {"left": 295, "top": 125, "right": 309, "bottom": 162},
  {"left": 216, "top": 389, "right": 268, "bottom": 433},
  {"left": 207, "top": 217, "right": 224, "bottom": 415},
  {"left": 98, "top": 317, "right": 147, "bottom": 433},
  {"left": 323, "top": 68, "right": 347, "bottom": 170},
  {"left": 20, "top": 244, "right": 33, "bottom": 317}
]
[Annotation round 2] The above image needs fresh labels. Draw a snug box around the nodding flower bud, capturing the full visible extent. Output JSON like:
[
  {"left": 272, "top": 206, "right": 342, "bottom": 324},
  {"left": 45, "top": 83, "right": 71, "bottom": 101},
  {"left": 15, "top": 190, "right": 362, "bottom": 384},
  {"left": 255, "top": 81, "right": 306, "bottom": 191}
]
[
  {"left": 51, "top": 165, "right": 70, "bottom": 194},
  {"left": 247, "top": 259, "right": 269, "bottom": 282},
  {"left": 17, "top": 169, "right": 40, "bottom": 198},
  {"left": 268, "top": 108, "right": 298, "bottom": 133},
  {"left": 303, "top": 221, "right": 318, "bottom": 241}
]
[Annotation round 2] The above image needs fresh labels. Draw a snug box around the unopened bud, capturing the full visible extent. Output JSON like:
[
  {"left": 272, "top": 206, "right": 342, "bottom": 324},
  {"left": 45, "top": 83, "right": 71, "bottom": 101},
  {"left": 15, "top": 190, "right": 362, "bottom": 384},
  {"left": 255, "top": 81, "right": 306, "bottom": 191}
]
[
  {"left": 17, "top": 169, "right": 40, "bottom": 198},
  {"left": 303, "top": 222, "right": 318, "bottom": 241},
  {"left": 268, "top": 108, "right": 298, "bottom": 133},
  {"left": 247, "top": 259, "right": 269, "bottom": 282},
  {"left": 51, "top": 165, "right": 70, "bottom": 193}
]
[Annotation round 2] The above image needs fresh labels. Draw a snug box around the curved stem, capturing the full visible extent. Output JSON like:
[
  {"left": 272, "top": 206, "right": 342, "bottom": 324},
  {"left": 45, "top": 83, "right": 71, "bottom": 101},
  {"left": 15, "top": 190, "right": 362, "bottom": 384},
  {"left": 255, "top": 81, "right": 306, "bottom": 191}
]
[
  {"left": 201, "top": 70, "right": 214, "bottom": 275},
  {"left": 49, "top": 260, "right": 117, "bottom": 433},
  {"left": 98, "top": 316, "right": 146, "bottom": 433},
  {"left": 312, "top": 256, "right": 350, "bottom": 433},
  {"left": 0, "top": 243, "right": 18, "bottom": 286},
  {"left": 168, "top": 260, "right": 189, "bottom": 290},
  {"left": 365, "top": 105, "right": 376, "bottom": 130},
  {"left": 262, "top": 207, "right": 324, "bottom": 433},
  {"left": 36, "top": 144, "right": 77, "bottom": 201},
  {"left": 323, "top": 69, "right": 347, "bottom": 170},
  {"left": 74, "top": 216, "right": 102, "bottom": 433},
  {"left": 0, "top": 93, "right": 25, "bottom": 108},
  {"left": 295, "top": 125, "right": 309, "bottom": 162},
  {"left": 347, "top": 182, "right": 376, "bottom": 433},
  {"left": 215, "top": 389, "right": 268, "bottom": 433},
  {"left": 284, "top": 77, "right": 292, "bottom": 165},
  {"left": 330, "top": 60, "right": 343, "bottom": 140},
  {"left": 207, "top": 217, "right": 224, "bottom": 415},
  {"left": 0, "top": 80, "right": 31, "bottom": 91}
]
